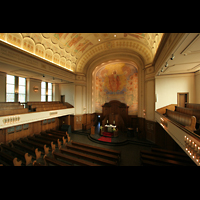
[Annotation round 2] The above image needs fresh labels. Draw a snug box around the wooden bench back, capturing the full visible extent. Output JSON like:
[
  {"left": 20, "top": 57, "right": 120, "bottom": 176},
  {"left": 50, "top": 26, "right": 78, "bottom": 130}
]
[
  {"left": 175, "top": 106, "right": 200, "bottom": 123},
  {"left": 166, "top": 109, "right": 196, "bottom": 131}
]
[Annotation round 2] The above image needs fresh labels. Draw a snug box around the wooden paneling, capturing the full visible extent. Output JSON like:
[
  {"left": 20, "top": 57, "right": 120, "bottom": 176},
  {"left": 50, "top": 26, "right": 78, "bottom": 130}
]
[{"left": 145, "top": 120, "right": 156, "bottom": 143}]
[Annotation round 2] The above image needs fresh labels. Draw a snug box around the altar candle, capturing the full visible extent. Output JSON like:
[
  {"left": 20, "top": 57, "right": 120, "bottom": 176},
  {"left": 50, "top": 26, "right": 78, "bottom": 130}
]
[
  {"left": 189, "top": 140, "right": 192, "bottom": 146},
  {"left": 186, "top": 138, "right": 189, "bottom": 144},
  {"left": 184, "top": 136, "right": 187, "bottom": 142}
]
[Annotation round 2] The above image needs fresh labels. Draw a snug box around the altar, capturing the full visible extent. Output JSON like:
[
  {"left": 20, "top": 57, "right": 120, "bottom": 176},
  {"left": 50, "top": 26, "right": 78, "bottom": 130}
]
[{"left": 105, "top": 124, "right": 116, "bottom": 132}]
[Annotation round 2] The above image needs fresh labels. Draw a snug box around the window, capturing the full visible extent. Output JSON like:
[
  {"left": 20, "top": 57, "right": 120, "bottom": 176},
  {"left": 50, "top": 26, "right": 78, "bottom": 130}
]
[
  {"left": 41, "top": 81, "right": 46, "bottom": 102},
  {"left": 48, "top": 82, "right": 52, "bottom": 102},
  {"left": 6, "top": 74, "right": 15, "bottom": 102},
  {"left": 18, "top": 77, "right": 26, "bottom": 102}
]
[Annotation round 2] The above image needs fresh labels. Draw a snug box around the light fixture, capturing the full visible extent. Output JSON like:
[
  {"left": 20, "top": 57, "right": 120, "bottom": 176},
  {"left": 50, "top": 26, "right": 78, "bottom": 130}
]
[
  {"left": 114, "top": 34, "right": 116, "bottom": 37},
  {"left": 43, "top": 74, "right": 45, "bottom": 77},
  {"left": 161, "top": 67, "right": 164, "bottom": 72},
  {"left": 158, "top": 72, "right": 160, "bottom": 76},
  {"left": 170, "top": 54, "right": 175, "bottom": 60},
  {"left": 165, "top": 62, "right": 168, "bottom": 67},
  {"left": 98, "top": 39, "right": 101, "bottom": 41}
]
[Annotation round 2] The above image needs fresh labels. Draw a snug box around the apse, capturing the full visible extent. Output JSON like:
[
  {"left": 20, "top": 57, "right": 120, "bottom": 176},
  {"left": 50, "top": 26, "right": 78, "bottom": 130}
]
[{"left": 94, "top": 61, "right": 138, "bottom": 115}]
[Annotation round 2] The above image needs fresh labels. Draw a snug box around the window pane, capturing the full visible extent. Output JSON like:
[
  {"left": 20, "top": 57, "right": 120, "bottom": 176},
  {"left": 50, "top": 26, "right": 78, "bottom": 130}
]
[
  {"left": 6, "top": 84, "right": 14, "bottom": 93},
  {"left": 6, "top": 94, "right": 14, "bottom": 102},
  {"left": 48, "top": 83, "right": 52, "bottom": 90},
  {"left": 48, "top": 89, "right": 52, "bottom": 95},
  {"left": 41, "top": 95, "right": 46, "bottom": 102},
  {"left": 19, "top": 77, "right": 26, "bottom": 86},
  {"left": 48, "top": 95, "right": 52, "bottom": 102},
  {"left": 7, "top": 75, "right": 15, "bottom": 84},
  {"left": 41, "top": 82, "right": 46, "bottom": 89},
  {"left": 19, "top": 85, "right": 25, "bottom": 94},
  {"left": 19, "top": 94, "right": 25, "bottom": 102},
  {"left": 41, "top": 88, "right": 46, "bottom": 95}
]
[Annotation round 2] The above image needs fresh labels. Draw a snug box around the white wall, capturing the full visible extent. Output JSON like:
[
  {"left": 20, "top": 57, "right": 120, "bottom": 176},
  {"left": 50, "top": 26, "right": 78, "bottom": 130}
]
[
  {"left": 195, "top": 71, "right": 200, "bottom": 103},
  {"left": 53, "top": 83, "right": 60, "bottom": 101},
  {"left": 59, "top": 83, "right": 75, "bottom": 106},
  {"left": 155, "top": 73, "right": 196, "bottom": 110},
  {"left": 27, "top": 78, "right": 41, "bottom": 101},
  {"left": 0, "top": 72, "right": 6, "bottom": 102}
]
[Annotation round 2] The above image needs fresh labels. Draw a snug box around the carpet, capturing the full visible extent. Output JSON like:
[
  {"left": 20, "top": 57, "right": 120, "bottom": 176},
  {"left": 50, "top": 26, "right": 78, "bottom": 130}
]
[
  {"left": 98, "top": 136, "right": 112, "bottom": 142},
  {"left": 102, "top": 132, "right": 114, "bottom": 137}
]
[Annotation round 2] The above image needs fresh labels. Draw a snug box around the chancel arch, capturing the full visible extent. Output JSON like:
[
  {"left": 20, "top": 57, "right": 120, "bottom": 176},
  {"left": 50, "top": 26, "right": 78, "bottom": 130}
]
[{"left": 85, "top": 50, "right": 145, "bottom": 118}]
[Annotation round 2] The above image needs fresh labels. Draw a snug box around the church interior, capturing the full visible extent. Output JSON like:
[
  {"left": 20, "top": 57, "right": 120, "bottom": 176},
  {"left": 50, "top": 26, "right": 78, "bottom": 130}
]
[{"left": 0, "top": 33, "right": 199, "bottom": 166}]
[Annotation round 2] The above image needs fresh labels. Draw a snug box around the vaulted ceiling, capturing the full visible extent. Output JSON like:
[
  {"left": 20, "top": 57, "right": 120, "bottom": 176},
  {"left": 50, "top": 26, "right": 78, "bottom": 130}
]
[{"left": 0, "top": 33, "right": 163, "bottom": 73}]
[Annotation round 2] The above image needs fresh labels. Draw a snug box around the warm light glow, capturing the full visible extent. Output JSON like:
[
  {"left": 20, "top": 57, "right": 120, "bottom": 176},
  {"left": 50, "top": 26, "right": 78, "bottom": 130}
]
[{"left": 0, "top": 39, "right": 73, "bottom": 72}]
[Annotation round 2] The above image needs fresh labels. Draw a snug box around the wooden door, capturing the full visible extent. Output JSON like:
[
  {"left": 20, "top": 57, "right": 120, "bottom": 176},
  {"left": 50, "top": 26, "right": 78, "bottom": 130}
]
[{"left": 177, "top": 93, "right": 189, "bottom": 107}]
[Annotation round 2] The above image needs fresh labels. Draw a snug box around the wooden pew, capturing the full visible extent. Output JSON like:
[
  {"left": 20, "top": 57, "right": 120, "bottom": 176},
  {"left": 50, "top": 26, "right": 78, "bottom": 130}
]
[
  {"left": 0, "top": 151, "right": 22, "bottom": 166},
  {"left": 32, "top": 160, "right": 44, "bottom": 166},
  {"left": 11, "top": 141, "right": 41, "bottom": 160},
  {"left": 140, "top": 150, "right": 196, "bottom": 166},
  {"left": 43, "top": 155, "right": 71, "bottom": 166},
  {"left": 47, "top": 130, "right": 67, "bottom": 137},
  {"left": 71, "top": 140, "right": 121, "bottom": 158},
  {"left": 59, "top": 148, "right": 118, "bottom": 166},
  {"left": 52, "top": 151, "right": 100, "bottom": 166},
  {"left": 20, "top": 138, "right": 49, "bottom": 155},
  {"left": 64, "top": 144, "right": 120, "bottom": 163},
  {"left": 186, "top": 103, "right": 200, "bottom": 110},
  {"left": 165, "top": 109, "right": 196, "bottom": 132},
  {"left": 27, "top": 136, "right": 55, "bottom": 152},
  {"left": 1, "top": 144, "right": 32, "bottom": 166},
  {"left": 0, "top": 108, "right": 28, "bottom": 116},
  {"left": 175, "top": 106, "right": 200, "bottom": 123}
]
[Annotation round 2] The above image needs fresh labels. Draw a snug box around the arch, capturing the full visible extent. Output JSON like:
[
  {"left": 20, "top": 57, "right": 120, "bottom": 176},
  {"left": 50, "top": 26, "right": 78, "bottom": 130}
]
[
  {"left": 85, "top": 50, "right": 145, "bottom": 118},
  {"left": 76, "top": 39, "right": 153, "bottom": 73},
  {"left": 7, "top": 33, "right": 23, "bottom": 48},
  {"left": 22, "top": 37, "right": 35, "bottom": 53},
  {"left": 35, "top": 44, "right": 45, "bottom": 58}
]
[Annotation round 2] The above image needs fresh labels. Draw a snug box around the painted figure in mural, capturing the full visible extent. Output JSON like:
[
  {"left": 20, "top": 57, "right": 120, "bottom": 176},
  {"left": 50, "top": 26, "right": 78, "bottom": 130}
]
[{"left": 108, "top": 71, "right": 120, "bottom": 92}]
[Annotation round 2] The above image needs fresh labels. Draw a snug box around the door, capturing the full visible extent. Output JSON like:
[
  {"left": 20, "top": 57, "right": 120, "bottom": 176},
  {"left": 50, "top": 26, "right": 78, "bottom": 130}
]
[
  {"left": 61, "top": 95, "right": 65, "bottom": 103},
  {"left": 177, "top": 93, "right": 189, "bottom": 107}
]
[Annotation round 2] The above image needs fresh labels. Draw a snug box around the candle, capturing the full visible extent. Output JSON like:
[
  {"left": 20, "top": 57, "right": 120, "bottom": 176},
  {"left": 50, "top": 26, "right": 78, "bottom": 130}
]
[
  {"left": 198, "top": 147, "right": 200, "bottom": 154},
  {"left": 186, "top": 138, "right": 189, "bottom": 144},
  {"left": 184, "top": 136, "right": 187, "bottom": 142},
  {"left": 192, "top": 142, "right": 195, "bottom": 148},
  {"left": 195, "top": 144, "right": 198, "bottom": 151},
  {"left": 189, "top": 140, "right": 192, "bottom": 146}
]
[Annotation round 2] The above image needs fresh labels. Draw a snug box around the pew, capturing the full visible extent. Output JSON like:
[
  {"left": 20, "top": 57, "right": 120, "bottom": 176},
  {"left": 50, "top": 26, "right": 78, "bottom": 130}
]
[
  {"left": 0, "top": 108, "right": 28, "bottom": 116},
  {"left": 48, "top": 130, "right": 67, "bottom": 137},
  {"left": 11, "top": 141, "right": 41, "bottom": 160},
  {"left": 43, "top": 155, "right": 71, "bottom": 166},
  {"left": 0, "top": 151, "right": 22, "bottom": 166},
  {"left": 20, "top": 138, "right": 49, "bottom": 155},
  {"left": 27, "top": 136, "right": 55, "bottom": 152},
  {"left": 32, "top": 160, "right": 44, "bottom": 166},
  {"left": 165, "top": 109, "right": 196, "bottom": 132},
  {"left": 1, "top": 144, "right": 32, "bottom": 166},
  {"left": 71, "top": 140, "right": 121, "bottom": 158},
  {"left": 59, "top": 148, "right": 118, "bottom": 166},
  {"left": 140, "top": 150, "right": 196, "bottom": 166},
  {"left": 64, "top": 144, "right": 120, "bottom": 163},
  {"left": 186, "top": 103, "right": 200, "bottom": 110},
  {"left": 52, "top": 151, "right": 100, "bottom": 166},
  {"left": 175, "top": 106, "right": 200, "bottom": 123},
  {"left": 46, "top": 130, "right": 67, "bottom": 138}
]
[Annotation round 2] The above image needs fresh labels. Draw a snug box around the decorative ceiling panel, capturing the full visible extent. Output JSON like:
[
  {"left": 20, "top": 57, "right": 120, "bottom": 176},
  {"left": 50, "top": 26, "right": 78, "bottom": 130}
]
[{"left": 0, "top": 33, "right": 163, "bottom": 73}]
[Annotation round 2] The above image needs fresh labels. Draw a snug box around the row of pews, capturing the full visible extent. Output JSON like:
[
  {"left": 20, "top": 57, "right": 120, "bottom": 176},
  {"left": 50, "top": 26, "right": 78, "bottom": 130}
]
[
  {"left": 27, "top": 102, "right": 67, "bottom": 112},
  {"left": 140, "top": 148, "right": 196, "bottom": 166},
  {"left": 0, "top": 102, "right": 28, "bottom": 116},
  {"left": 0, "top": 129, "right": 121, "bottom": 166},
  {"left": 164, "top": 103, "right": 200, "bottom": 132}
]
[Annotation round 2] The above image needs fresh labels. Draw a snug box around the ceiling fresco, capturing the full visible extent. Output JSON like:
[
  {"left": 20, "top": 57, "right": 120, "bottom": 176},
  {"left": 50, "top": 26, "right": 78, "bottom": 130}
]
[{"left": 0, "top": 33, "right": 163, "bottom": 73}]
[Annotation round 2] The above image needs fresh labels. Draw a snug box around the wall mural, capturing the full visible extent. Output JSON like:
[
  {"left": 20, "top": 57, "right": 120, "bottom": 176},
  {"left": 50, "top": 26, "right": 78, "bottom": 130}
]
[{"left": 95, "top": 63, "right": 138, "bottom": 115}]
